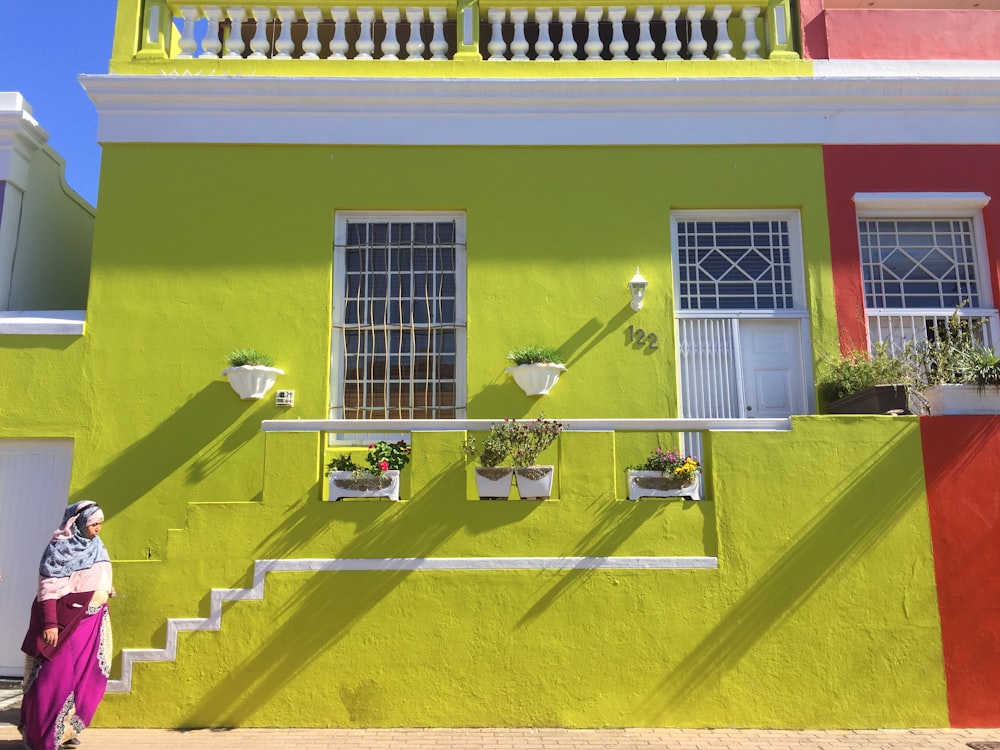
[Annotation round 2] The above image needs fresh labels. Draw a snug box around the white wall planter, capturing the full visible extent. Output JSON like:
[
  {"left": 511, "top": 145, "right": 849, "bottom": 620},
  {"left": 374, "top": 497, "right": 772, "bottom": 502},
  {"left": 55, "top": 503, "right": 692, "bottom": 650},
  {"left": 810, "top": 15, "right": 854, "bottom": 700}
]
[
  {"left": 627, "top": 471, "right": 702, "bottom": 501},
  {"left": 328, "top": 470, "right": 400, "bottom": 501},
  {"left": 474, "top": 467, "right": 514, "bottom": 500},
  {"left": 514, "top": 466, "right": 554, "bottom": 499},
  {"left": 922, "top": 384, "right": 1000, "bottom": 415},
  {"left": 505, "top": 363, "right": 567, "bottom": 396},
  {"left": 222, "top": 365, "right": 284, "bottom": 400}
]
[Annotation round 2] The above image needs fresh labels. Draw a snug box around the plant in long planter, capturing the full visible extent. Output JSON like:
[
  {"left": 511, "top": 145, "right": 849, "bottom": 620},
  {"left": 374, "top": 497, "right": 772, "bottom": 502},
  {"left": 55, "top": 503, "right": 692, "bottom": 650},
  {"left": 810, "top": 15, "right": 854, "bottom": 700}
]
[
  {"left": 326, "top": 439, "right": 411, "bottom": 501},
  {"left": 222, "top": 347, "right": 285, "bottom": 400},
  {"left": 817, "top": 342, "right": 909, "bottom": 415},
  {"left": 505, "top": 344, "right": 567, "bottom": 396},
  {"left": 507, "top": 415, "right": 564, "bottom": 499},
  {"left": 626, "top": 447, "right": 701, "bottom": 500},
  {"left": 461, "top": 428, "right": 514, "bottom": 500}
]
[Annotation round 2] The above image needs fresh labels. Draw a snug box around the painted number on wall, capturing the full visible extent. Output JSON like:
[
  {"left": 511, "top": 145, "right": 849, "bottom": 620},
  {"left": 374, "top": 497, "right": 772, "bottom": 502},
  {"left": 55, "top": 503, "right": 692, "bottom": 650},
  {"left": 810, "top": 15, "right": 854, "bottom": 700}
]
[{"left": 625, "top": 325, "right": 659, "bottom": 351}]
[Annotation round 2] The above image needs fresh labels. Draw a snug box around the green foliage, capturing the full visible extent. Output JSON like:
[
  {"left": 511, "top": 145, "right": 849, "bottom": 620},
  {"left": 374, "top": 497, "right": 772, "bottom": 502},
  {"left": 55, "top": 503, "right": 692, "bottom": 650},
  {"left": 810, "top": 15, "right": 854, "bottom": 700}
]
[
  {"left": 326, "top": 453, "right": 360, "bottom": 473},
  {"left": 957, "top": 344, "right": 1000, "bottom": 393},
  {"left": 226, "top": 347, "right": 275, "bottom": 368},
  {"left": 506, "top": 345, "right": 566, "bottom": 366},
  {"left": 505, "top": 415, "right": 564, "bottom": 467},
  {"left": 461, "top": 429, "right": 511, "bottom": 469},
  {"left": 326, "top": 440, "right": 411, "bottom": 477},
  {"left": 817, "top": 342, "right": 906, "bottom": 402},
  {"left": 900, "top": 310, "right": 1000, "bottom": 392},
  {"left": 626, "top": 447, "right": 700, "bottom": 482}
]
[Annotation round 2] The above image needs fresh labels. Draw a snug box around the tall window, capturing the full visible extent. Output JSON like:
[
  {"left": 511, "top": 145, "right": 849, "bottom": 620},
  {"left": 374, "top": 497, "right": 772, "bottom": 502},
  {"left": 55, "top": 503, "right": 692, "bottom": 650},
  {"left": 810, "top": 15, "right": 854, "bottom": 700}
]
[
  {"left": 331, "top": 213, "right": 466, "bottom": 421},
  {"left": 854, "top": 193, "right": 996, "bottom": 351}
]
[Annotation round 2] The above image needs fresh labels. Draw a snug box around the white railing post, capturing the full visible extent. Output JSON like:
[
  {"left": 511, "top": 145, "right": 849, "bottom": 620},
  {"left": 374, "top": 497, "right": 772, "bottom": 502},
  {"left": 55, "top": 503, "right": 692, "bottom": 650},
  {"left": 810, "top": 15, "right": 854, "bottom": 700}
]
[
  {"left": 583, "top": 7, "right": 604, "bottom": 60},
  {"left": 535, "top": 8, "right": 555, "bottom": 60},
  {"left": 201, "top": 7, "right": 224, "bottom": 58},
  {"left": 249, "top": 7, "right": 272, "bottom": 59},
  {"left": 274, "top": 7, "right": 296, "bottom": 59},
  {"left": 557, "top": 8, "right": 578, "bottom": 60},
  {"left": 661, "top": 7, "right": 681, "bottom": 59},
  {"left": 608, "top": 7, "right": 628, "bottom": 60},
  {"left": 329, "top": 8, "right": 351, "bottom": 59},
  {"left": 712, "top": 6, "right": 733, "bottom": 59},
  {"left": 429, "top": 8, "right": 449, "bottom": 59},
  {"left": 487, "top": 8, "right": 507, "bottom": 60},
  {"left": 740, "top": 6, "right": 762, "bottom": 59},
  {"left": 635, "top": 7, "right": 655, "bottom": 60},
  {"left": 685, "top": 6, "right": 708, "bottom": 60},
  {"left": 177, "top": 6, "right": 199, "bottom": 58},
  {"left": 302, "top": 8, "right": 323, "bottom": 59},
  {"left": 405, "top": 7, "right": 426, "bottom": 60},
  {"left": 510, "top": 8, "right": 530, "bottom": 60},
  {"left": 356, "top": 7, "right": 377, "bottom": 59},
  {"left": 224, "top": 7, "right": 248, "bottom": 58},
  {"left": 382, "top": 8, "right": 402, "bottom": 59}
]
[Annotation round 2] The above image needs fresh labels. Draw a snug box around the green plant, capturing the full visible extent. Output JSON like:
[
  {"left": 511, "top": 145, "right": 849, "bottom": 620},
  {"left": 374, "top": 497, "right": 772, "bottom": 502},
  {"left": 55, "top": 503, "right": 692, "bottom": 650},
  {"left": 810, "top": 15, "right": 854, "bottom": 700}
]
[
  {"left": 226, "top": 347, "right": 275, "bottom": 368},
  {"left": 899, "top": 309, "right": 998, "bottom": 392},
  {"left": 326, "top": 439, "right": 411, "bottom": 477},
  {"left": 461, "top": 428, "right": 511, "bottom": 468},
  {"left": 506, "top": 345, "right": 566, "bottom": 366},
  {"left": 627, "top": 447, "right": 700, "bottom": 483},
  {"left": 505, "top": 415, "right": 564, "bottom": 466},
  {"left": 957, "top": 344, "right": 1000, "bottom": 393},
  {"left": 325, "top": 453, "right": 360, "bottom": 473},
  {"left": 817, "top": 342, "right": 907, "bottom": 402}
]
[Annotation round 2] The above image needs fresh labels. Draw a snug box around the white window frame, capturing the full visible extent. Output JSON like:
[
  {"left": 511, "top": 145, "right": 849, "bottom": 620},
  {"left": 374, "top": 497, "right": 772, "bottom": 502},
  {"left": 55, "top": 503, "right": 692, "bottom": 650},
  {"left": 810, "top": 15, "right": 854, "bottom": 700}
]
[
  {"left": 853, "top": 192, "right": 997, "bottom": 351},
  {"left": 330, "top": 211, "right": 467, "bottom": 442}
]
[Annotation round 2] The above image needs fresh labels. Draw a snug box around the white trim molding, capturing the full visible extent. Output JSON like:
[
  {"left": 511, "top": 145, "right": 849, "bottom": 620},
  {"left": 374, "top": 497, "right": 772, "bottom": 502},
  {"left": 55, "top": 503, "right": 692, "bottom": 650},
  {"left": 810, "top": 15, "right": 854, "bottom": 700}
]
[
  {"left": 80, "top": 71, "right": 1000, "bottom": 147},
  {"left": 107, "top": 555, "right": 718, "bottom": 694},
  {"left": 0, "top": 93, "right": 48, "bottom": 190},
  {"left": 853, "top": 192, "right": 991, "bottom": 213},
  {"left": 0, "top": 311, "right": 85, "bottom": 335}
]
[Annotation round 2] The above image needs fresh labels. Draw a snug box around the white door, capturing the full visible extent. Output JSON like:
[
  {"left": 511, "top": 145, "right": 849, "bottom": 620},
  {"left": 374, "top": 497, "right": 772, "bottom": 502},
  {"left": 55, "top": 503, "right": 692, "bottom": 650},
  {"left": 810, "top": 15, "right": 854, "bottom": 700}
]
[
  {"left": 738, "top": 319, "right": 809, "bottom": 418},
  {"left": 0, "top": 439, "right": 74, "bottom": 676}
]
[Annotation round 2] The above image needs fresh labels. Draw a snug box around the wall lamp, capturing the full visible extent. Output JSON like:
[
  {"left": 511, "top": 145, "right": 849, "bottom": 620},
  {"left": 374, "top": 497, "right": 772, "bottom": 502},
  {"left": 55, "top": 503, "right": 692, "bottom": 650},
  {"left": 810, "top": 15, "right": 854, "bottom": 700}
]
[{"left": 628, "top": 267, "right": 648, "bottom": 312}]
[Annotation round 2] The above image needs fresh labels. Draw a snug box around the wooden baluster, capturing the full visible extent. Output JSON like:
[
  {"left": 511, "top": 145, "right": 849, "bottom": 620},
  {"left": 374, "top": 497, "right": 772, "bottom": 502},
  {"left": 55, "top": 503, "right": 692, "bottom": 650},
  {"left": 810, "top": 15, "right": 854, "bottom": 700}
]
[
  {"left": 224, "top": 7, "right": 247, "bottom": 58},
  {"left": 510, "top": 8, "right": 529, "bottom": 60},
  {"left": 534, "top": 8, "right": 554, "bottom": 60},
  {"left": 583, "top": 7, "right": 603, "bottom": 60},
  {"left": 249, "top": 7, "right": 272, "bottom": 58},
  {"left": 740, "top": 6, "right": 761, "bottom": 59},
  {"left": 301, "top": 8, "right": 322, "bottom": 59},
  {"left": 274, "top": 7, "right": 296, "bottom": 58},
  {"left": 712, "top": 5, "right": 733, "bottom": 59},
  {"left": 200, "top": 7, "right": 224, "bottom": 58},
  {"left": 177, "top": 6, "right": 199, "bottom": 58},
  {"left": 429, "top": 8, "right": 448, "bottom": 59},
  {"left": 382, "top": 8, "right": 401, "bottom": 59},
  {"left": 557, "top": 8, "right": 577, "bottom": 60},
  {"left": 487, "top": 8, "right": 506, "bottom": 60},
  {"left": 405, "top": 7, "right": 426, "bottom": 60},
  {"left": 329, "top": 8, "right": 350, "bottom": 59},
  {"left": 635, "top": 6, "right": 654, "bottom": 60},
  {"left": 661, "top": 6, "right": 681, "bottom": 59},
  {"left": 686, "top": 6, "right": 707, "bottom": 59},
  {"left": 608, "top": 6, "right": 627, "bottom": 60}
]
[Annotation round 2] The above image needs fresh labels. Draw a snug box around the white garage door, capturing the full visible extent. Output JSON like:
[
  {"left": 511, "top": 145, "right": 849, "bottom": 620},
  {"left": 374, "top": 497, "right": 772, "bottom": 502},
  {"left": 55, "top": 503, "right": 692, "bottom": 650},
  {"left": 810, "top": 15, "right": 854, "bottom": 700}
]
[{"left": 0, "top": 439, "right": 74, "bottom": 677}]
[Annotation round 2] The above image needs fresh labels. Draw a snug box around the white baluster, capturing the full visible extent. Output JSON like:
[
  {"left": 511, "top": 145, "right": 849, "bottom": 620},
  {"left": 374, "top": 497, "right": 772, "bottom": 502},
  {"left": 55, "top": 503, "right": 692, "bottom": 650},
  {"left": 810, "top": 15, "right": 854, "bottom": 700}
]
[
  {"left": 274, "top": 7, "right": 296, "bottom": 58},
  {"left": 510, "top": 8, "right": 529, "bottom": 60},
  {"left": 535, "top": 8, "right": 554, "bottom": 60},
  {"left": 661, "top": 6, "right": 681, "bottom": 59},
  {"left": 356, "top": 8, "right": 376, "bottom": 59},
  {"left": 686, "top": 6, "right": 707, "bottom": 59},
  {"left": 557, "top": 8, "right": 577, "bottom": 60},
  {"left": 740, "top": 6, "right": 761, "bottom": 59},
  {"left": 249, "top": 7, "right": 271, "bottom": 58},
  {"left": 712, "top": 5, "right": 733, "bottom": 59},
  {"left": 329, "top": 8, "right": 350, "bottom": 59},
  {"left": 200, "top": 7, "right": 224, "bottom": 58},
  {"left": 429, "top": 8, "right": 448, "bottom": 59},
  {"left": 224, "top": 7, "right": 247, "bottom": 58},
  {"left": 583, "top": 7, "right": 603, "bottom": 61},
  {"left": 487, "top": 8, "right": 506, "bottom": 60},
  {"left": 382, "top": 8, "right": 401, "bottom": 59},
  {"left": 302, "top": 8, "right": 323, "bottom": 59},
  {"left": 635, "top": 7, "right": 654, "bottom": 60},
  {"left": 405, "top": 7, "right": 425, "bottom": 59},
  {"left": 608, "top": 6, "right": 627, "bottom": 60},
  {"left": 177, "top": 6, "right": 199, "bottom": 58}
]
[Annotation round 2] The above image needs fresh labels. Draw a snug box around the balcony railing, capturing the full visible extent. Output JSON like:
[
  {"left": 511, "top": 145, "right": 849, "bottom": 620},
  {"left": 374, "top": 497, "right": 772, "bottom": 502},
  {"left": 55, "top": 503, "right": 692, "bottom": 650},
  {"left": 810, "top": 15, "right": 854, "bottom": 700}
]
[
  {"left": 129, "top": 0, "right": 799, "bottom": 67},
  {"left": 867, "top": 309, "right": 1000, "bottom": 355}
]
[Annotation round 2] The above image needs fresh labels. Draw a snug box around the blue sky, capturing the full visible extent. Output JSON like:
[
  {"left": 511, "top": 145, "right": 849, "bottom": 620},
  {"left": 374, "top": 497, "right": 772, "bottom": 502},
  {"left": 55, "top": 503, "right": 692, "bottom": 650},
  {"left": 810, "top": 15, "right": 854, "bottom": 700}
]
[{"left": 0, "top": 2, "right": 120, "bottom": 206}]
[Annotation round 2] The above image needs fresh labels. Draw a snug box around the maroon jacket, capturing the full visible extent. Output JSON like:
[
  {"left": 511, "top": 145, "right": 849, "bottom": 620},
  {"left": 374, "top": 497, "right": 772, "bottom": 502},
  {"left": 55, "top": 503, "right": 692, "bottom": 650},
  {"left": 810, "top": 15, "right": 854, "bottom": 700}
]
[{"left": 21, "top": 591, "right": 95, "bottom": 660}]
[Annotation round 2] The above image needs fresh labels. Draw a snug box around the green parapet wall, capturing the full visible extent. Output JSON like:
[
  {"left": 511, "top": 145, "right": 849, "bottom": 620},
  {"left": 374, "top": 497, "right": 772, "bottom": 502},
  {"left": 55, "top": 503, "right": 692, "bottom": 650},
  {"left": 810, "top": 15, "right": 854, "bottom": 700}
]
[{"left": 99, "top": 417, "right": 946, "bottom": 729}]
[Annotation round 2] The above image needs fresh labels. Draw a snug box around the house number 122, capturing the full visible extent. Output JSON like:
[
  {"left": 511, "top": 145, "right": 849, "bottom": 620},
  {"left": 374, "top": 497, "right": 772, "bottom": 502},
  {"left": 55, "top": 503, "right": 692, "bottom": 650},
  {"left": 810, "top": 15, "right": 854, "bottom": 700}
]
[{"left": 625, "top": 325, "right": 659, "bottom": 351}]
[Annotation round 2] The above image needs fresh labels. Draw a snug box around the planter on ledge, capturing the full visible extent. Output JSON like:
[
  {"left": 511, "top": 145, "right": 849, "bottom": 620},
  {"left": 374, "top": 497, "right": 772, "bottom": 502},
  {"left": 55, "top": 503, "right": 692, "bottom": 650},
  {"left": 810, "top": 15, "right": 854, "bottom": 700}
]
[
  {"left": 505, "top": 363, "right": 567, "bottom": 396},
  {"left": 922, "top": 384, "right": 1000, "bottom": 416},
  {"left": 222, "top": 365, "right": 284, "bottom": 400},
  {"left": 825, "top": 384, "right": 910, "bottom": 415},
  {"left": 473, "top": 467, "right": 515, "bottom": 500},
  {"left": 328, "top": 471, "right": 400, "bottom": 501},
  {"left": 514, "top": 465, "right": 554, "bottom": 499},
  {"left": 627, "top": 471, "right": 702, "bottom": 501}
]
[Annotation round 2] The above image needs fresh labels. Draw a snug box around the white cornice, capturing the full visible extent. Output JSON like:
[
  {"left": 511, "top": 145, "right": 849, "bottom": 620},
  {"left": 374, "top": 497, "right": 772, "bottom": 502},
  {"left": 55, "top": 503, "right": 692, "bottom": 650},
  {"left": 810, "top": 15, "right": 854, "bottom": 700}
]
[
  {"left": 80, "top": 68, "right": 1000, "bottom": 147},
  {"left": 0, "top": 92, "right": 49, "bottom": 189}
]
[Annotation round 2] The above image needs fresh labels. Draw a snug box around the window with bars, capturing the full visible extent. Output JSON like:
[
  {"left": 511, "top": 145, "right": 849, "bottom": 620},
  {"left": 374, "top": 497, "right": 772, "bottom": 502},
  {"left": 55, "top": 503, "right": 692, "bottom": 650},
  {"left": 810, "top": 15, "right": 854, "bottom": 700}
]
[
  {"left": 676, "top": 219, "right": 794, "bottom": 311},
  {"left": 331, "top": 214, "right": 466, "bottom": 422}
]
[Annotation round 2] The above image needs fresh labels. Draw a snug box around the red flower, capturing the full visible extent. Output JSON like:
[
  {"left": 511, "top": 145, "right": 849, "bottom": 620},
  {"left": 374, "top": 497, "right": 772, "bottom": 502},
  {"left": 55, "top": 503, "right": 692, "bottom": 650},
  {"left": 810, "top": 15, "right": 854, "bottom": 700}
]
[{"left": 379, "top": 460, "right": 389, "bottom": 472}]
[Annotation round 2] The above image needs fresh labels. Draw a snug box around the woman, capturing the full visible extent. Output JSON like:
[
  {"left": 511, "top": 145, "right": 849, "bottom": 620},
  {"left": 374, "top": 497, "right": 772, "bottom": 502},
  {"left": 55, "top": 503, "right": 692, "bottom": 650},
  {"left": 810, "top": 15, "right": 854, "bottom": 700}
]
[{"left": 19, "top": 501, "right": 114, "bottom": 750}]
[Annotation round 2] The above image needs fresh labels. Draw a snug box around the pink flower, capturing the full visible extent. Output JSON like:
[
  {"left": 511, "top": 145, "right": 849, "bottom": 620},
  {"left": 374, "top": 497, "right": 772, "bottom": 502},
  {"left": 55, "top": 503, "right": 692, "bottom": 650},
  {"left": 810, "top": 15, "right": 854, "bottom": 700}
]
[
  {"left": 369, "top": 443, "right": 375, "bottom": 449},
  {"left": 379, "top": 460, "right": 389, "bottom": 471}
]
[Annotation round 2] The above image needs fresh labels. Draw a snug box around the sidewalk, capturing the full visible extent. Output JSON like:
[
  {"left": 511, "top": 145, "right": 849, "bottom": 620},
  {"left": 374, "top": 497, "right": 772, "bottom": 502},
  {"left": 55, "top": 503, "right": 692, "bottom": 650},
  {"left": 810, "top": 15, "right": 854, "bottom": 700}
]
[{"left": 1, "top": 696, "right": 998, "bottom": 750}]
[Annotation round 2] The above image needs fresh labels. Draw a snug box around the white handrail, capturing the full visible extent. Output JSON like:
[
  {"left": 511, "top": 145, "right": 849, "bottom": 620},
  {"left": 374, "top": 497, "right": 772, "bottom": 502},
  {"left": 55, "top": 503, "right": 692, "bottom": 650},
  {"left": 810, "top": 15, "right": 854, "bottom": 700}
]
[{"left": 261, "top": 417, "right": 792, "bottom": 432}]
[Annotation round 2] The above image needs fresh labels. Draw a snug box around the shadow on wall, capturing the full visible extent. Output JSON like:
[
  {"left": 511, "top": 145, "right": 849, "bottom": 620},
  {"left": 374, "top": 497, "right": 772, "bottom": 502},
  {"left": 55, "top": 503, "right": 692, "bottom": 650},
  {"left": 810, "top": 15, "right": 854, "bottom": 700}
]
[{"left": 636, "top": 426, "right": 926, "bottom": 722}]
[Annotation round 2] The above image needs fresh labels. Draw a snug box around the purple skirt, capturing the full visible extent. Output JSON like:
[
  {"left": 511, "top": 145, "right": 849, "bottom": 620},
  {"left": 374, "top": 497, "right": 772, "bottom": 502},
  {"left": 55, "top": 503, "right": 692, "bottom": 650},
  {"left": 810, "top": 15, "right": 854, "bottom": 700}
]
[{"left": 20, "top": 603, "right": 112, "bottom": 750}]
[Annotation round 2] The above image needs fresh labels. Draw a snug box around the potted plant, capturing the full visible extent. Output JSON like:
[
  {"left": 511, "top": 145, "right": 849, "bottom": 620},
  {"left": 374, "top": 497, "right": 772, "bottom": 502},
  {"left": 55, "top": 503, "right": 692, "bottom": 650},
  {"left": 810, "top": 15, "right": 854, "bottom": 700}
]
[
  {"left": 506, "top": 415, "right": 563, "bottom": 499},
  {"left": 325, "top": 439, "right": 411, "bottom": 501},
  {"left": 222, "top": 347, "right": 284, "bottom": 400},
  {"left": 817, "top": 342, "right": 909, "bottom": 415},
  {"left": 901, "top": 313, "right": 1000, "bottom": 415},
  {"left": 626, "top": 447, "right": 701, "bottom": 500},
  {"left": 505, "top": 345, "right": 567, "bottom": 396},
  {"left": 461, "top": 426, "right": 514, "bottom": 500}
]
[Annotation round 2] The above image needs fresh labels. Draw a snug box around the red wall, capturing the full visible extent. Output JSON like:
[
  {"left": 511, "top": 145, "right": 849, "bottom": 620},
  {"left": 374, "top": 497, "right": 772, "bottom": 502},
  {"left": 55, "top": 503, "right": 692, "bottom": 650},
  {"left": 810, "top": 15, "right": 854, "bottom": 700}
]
[
  {"left": 823, "top": 145, "right": 1000, "bottom": 354},
  {"left": 920, "top": 416, "right": 1000, "bottom": 727}
]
